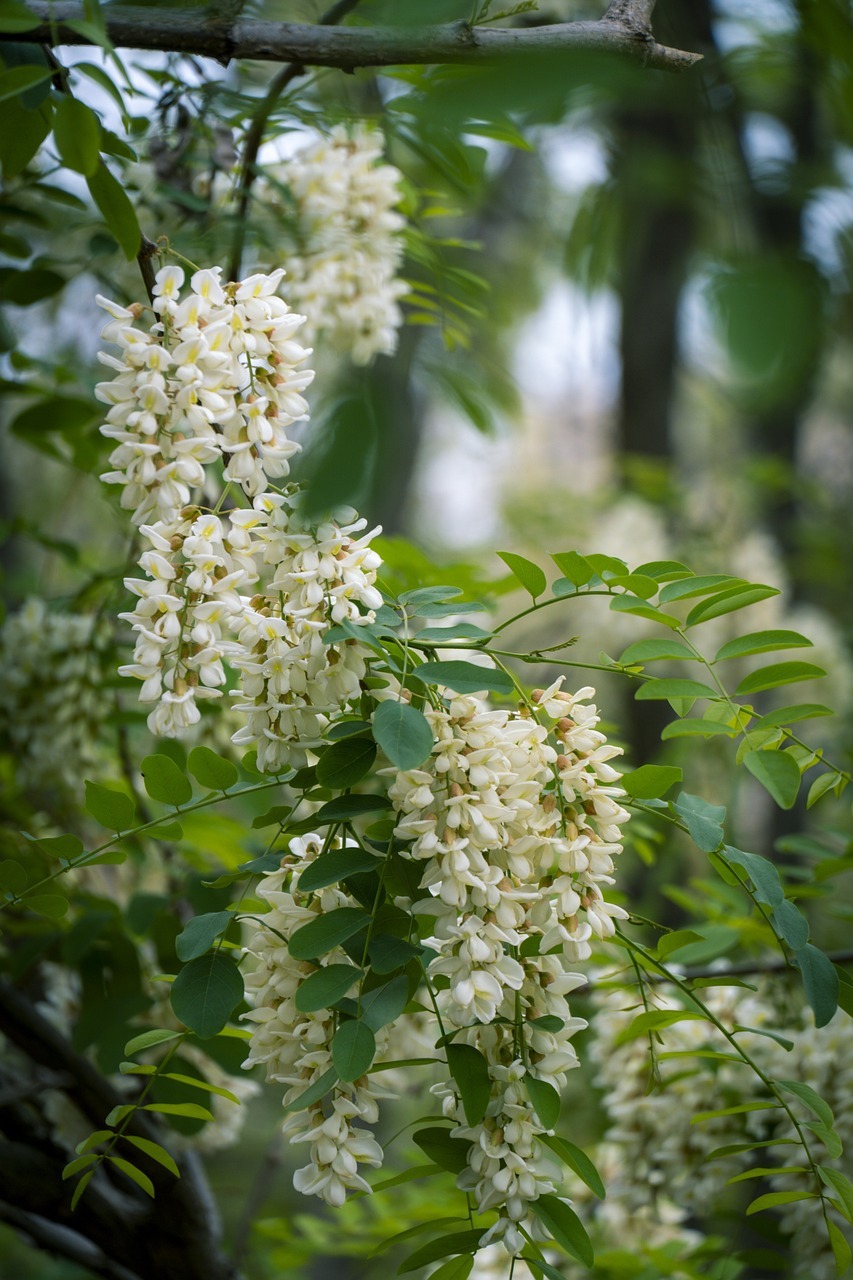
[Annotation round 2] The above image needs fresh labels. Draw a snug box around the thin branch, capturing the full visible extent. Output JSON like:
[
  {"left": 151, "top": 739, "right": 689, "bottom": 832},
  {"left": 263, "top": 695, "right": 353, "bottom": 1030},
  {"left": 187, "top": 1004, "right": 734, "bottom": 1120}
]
[
  {"left": 227, "top": 0, "right": 363, "bottom": 281},
  {"left": 575, "top": 947, "right": 853, "bottom": 994},
  {"left": 5, "top": 4, "right": 702, "bottom": 72}
]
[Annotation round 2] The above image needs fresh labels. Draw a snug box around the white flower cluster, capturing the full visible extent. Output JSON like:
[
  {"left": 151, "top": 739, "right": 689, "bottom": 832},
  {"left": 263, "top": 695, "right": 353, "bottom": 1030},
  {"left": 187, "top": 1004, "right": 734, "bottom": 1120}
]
[
  {"left": 273, "top": 125, "right": 407, "bottom": 365},
  {"left": 97, "top": 265, "right": 313, "bottom": 526},
  {"left": 242, "top": 835, "right": 394, "bottom": 1205},
  {"left": 584, "top": 980, "right": 853, "bottom": 1278},
  {"left": 0, "top": 599, "right": 110, "bottom": 791},
  {"left": 97, "top": 265, "right": 382, "bottom": 755},
  {"left": 384, "top": 678, "right": 630, "bottom": 1252},
  {"left": 229, "top": 493, "right": 382, "bottom": 771}
]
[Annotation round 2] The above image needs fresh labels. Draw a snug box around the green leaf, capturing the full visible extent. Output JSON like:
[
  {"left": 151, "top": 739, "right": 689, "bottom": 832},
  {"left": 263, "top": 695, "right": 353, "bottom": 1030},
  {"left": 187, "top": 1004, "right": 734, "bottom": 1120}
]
[
  {"left": 618, "top": 638, "right": 698, "bottom": 665},
  {"left": 692, "top": 1101, "right": 781, "bottom": 1123},
  {"left": 84, "top": 780, "right": 134, "bottom": 831},
  {"left": 312, "top": 794, "right": 391, "bottom": 823},
  {"left": 620, "top": 765, "right": 682, "bottom": 799},
  {"left": 0, "top": 1, "right": 41, "bottom": 32},
  {"left": 661, "top": 717, "right": 738, "bottom": 740},
  {"left": 498, "top": 551, "right": 546, "bottom": 598},
  {"left": 525, "top": 1075, "right": 561, "bottom": 1129},
  {"left": 807, "top": 772, "right": 844, "bottom": 809},
  {"left": 398, "top": 1230, "right": 483, "bottom": 1274},
  {"left": 358, "top": 975, "right": 410, "bottom": 1032},
  {"left": 686, "top": 585, "right": 781, "bottom": 626},
  {"left": 805, "top": 1119, "right": 843, "bottom": 1159},
  {"left": 295, "top": 965, "right": 363, "bottom": 1013},
  {"left": 796, "top": 944, "right": 839, "bottom": 1028},
  {"left": 62, "top": 1153, "right": 99, "bottom": 1180},
  {"left": 531, "top": 1194, "right": 594, "bottom": 1268},
  {"left": 760, "top": 703, "right": 834, "bottom": 727},
  {"left": 416, "top": 623, "right": 492, "bottom": 642},
  {"left": 609, "top": 596, "right": 680, "bottom": 629},
  {"left": 316, "top": 737, "right": 377, "bottom": 790},
  {"left": 540, "top": 1135, "right": 605, "bottom": 1199},
  {"left": 413, "top": 1256, "right": 473, "bottom": 1280},
  {"left": 819, "top": 1167, "right": 853, "bottom": 1223},
  {"left": 672, "top": 793, "right": 725, "bottom": 852},
  {"left": 53, "top": 95, "right": 101, "bottom": 175},
  {"left": 75, "top": 1131, "right": 113, "bottom": 1154},
  {"left": 746, "top": 1189, "right": 816, "bottom": 1216},
  {"left": 142, "top": 1102, "right": 214, "bottom": 1121},
  {"left": 108, "top": 1155, "right": 155, "bottom": 1198},
  {"left": 736, "top": 662, "right": 826, "bottom": 697},
  {"left": 410, "top": 660, "right": 514, "bottom": 697},
  {"left": 186, "top": 746, "right": 238, "bottom": 791},
  {"left": 635, "top": 678, "right": 719, "bottom": 701},
  {"left": 170, "top": 953, "right": 244, "bottom": 1039},
  {"left": 634, "top": 559, "right": 691, "bottom": 581},
  {"left": 122, "top": 1136, "right": 180, "bottom": 1179},
  {"left": 743, "top": 749, "right": 801, "bottom": 809},
  {"left": 727, "top": 1165, "right": 808, "bottom": 1184},
  {"left": 160, "top": 1073, "right": 239, "bottom": 1104},
  {"left": 722, "top": 846, "right": 784, "bottom": 907},
  {"left": 828, "top": 1219, "right": 852, "bottom": 1276},
  {"left": 26, "top": 894, "right": 69, "bottom": 918},
  {"left": 86, "top": 159, "right": 141, "bottom": 259},
  {"left": 521, "top": 1254, "right": 566, "bottom": 1280},
  {"left": 550, "top": 551, "right": 594, "bottom": 586},
  {"left": 281, "top": 1066, "right": 337, "bottom": 1114},
  {"left": 124, "top": 1029, "right": 182, "bottom": 1057},
  {"left": 141, "top": 755, "right": 192, "bottom": 808},
  {"left": 373, "top": 700, "right": 434, "bottom": 771},
  {"left": 707, "top": 1138, "right": 799, "bottom": 1160},
  {"left": 659, "top": 574, "right": 743, "bottom": 603},
  {"left": 332, "top": 1020, "right": 376, "bottom": 1082},
  {"left": 0, "top": 64, "right": 52, "bottom": 104},
  {"left": 297, "top": 848, "right": 381, "bottom": 894},
  {"left": 770, "top": 899, "right": 809, "bottom": 951},
  {"left": 369, "top": 934, "right": 422, "bottom": 973},
  {"left": 446, "top": 1043, "right": 491, "bottom": 1126},
  {"left": 715, "top": 630, "right": 814, "bottom": 661},
  {"left": 777, "top": 1079, "right": 834, "bottom": 1127},
  {"left": 608, "top": 573, "right": 659, "bottom": 599},
  {"left": 399, "top": 586, "right": 463, "bottom": 608},
  {"left": 412, "top": 1126, "right": 470, "bottom": 1173},
  {"left": 288, "top": 907, "right": 369, "bottom": 960},
  {"left": 175, "top": 911, "right": 232, "bottom": 962},
  {"left": 615, "top": 1010, "right": 705, "bottom": 1045},
  {"left": 369, "top": 1219, "right": 472, "bottom": 1259}
]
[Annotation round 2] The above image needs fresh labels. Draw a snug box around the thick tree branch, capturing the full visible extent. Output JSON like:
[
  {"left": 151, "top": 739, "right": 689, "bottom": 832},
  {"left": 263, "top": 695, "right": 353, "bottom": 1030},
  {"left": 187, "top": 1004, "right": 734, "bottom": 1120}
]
[
  {"left": 4, "top": 3, "right": 701, "bottom": 71},
  {"left": 0, "top": 1200, "right": 143, "bottom": 1280}
]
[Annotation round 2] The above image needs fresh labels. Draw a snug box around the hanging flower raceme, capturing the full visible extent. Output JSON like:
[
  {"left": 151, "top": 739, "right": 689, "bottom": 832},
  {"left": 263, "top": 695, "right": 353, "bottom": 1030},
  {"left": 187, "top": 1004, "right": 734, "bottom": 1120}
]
[
  {"left": 381, "top": 677, "right": 630, "bottom": 1252},
  {"left": 0, "top": 599, "right": 111, "bottom": 792},
  {"left": 270, "top": 124, "right": 408, "bottom": 364},
  {"left": 96, "top": 264, "right": 313, "bottom": 525}
]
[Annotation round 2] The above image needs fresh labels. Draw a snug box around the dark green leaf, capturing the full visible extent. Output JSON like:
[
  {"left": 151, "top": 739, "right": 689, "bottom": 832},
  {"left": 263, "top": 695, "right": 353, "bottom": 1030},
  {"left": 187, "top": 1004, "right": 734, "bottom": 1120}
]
[
  {"left": 84, "top": 781, "right": 134, "bottom": 831},
  {"left": 446, "top": 1043, "right": 491, "bottom": 1126},
  {"left": 124, "top": 1029, "right": 181, "bottom": 1056},
  {"left": 498, "top": 551, "right": 546, "bottom": 598},
  {"left": 746, "top": 1190, "right": 816, "bottom": 1216},
  {"left": 540, "top": 1134, "right": 605, "bottom": 1199},
  {"left": 295, "top": 965, "right": 363, "bottom": 1013},
  {"left": 0, "top": 63, "right": 51, "bottom": 104},
  {"left": 282, "top": 1066, "right": 337, "bottom": 1114},
  {"left": 297, "top": 847, "right": 381, "bottom": 894},
  {"left": 372, "top": 700, "right": 434, "bottom": 771},
  {"left": 412, "top": 1126, "right": 470, "bottom": 1173},
  {"left": 796, "top": 944, "right": 838, "bottom": 1028},
  {"left": 175, "top": 911, "right": 232, "bottom": 962},
  {"left": 777, "top": 1080, "right": 834, "bottom": 1128},
  {"left": 331, "top": 1020, "right": 376, "bottom": 1081},
  {"left": 410, "top": 660, "right": 513, "bottom": 696},
  {"left": 722, "top": 846, "right": 783, "bottom": 907},
  {"left": 187, "top": 746, "right": 238, "bottom": 791},
  {"left": 316, "top": 737, "right": 377, "bottom": 790},
  {"left": 369, "top": 934, "right": 422, "bottom": 973},
  {"left": 398, "top": 1230, "right": 483, "bottom": 1274},
  {"left": 288, "top": 907, "right": 369, "bottom": 960},
  {"left": 53, "top": 95, "right": 101, "bottom": 175},
  {"left": 141, "top": 755, "right": 192, "bottom": 808},
  {"left": 760, "top": 704, "right": 833, "bottom": 727},
  {"left": 743, "top": 750, "right": 800, "bottom": 810},
  {"left": 531, "top": 1194, "right": 594, "bottom": 1268},
  {"left": 358, "top": 974, "right": 410, "bottom": 1031},
  {"left": 87, "top": 160, "right": 141, "bottom": 259},
  {"left": 414, "top": 1256, "right": 473, "bottom": 1280},
  {"left": 771, "top": 899, "right": 809, "bottom": 951},
  {"left": 313, "top": 794, "right": 391, "bottom": 823},
  {"left": 526, "top": 1075, "right": 560, "bottom": 1129},
  {"left": 170, "top": 953, "right": 243, "bottom": 1039}
]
